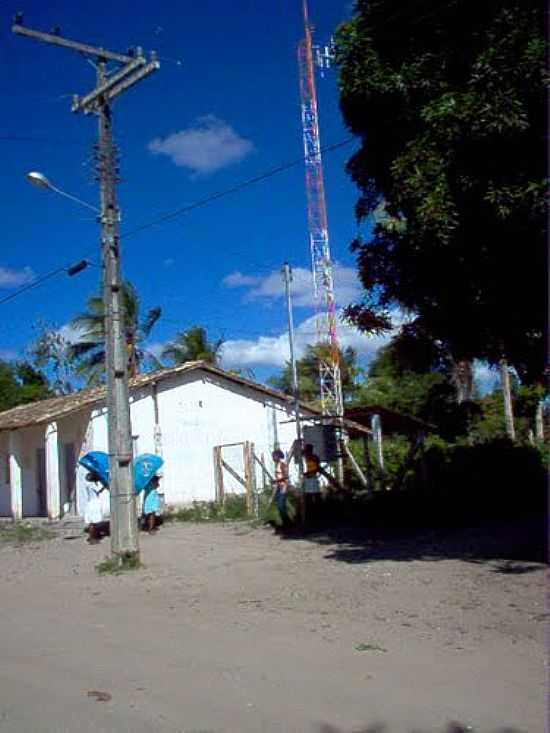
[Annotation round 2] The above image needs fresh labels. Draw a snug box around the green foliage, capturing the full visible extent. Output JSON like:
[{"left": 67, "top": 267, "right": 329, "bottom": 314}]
[
  {"left": 268, "top": 343, "right": 360, "bottom": 404},
  {"left": 96, "top": 553, "right": 142, "bottom": 575},
  {"left": 27, "top": 320, "right": 81, "bottom": 395},
  {"left": 164, "top": 495, "right": 249, "bottom": 523},
  {"left": 162, "top": 326, "right": 224, "bottom": 366},
  {"left": 351, "top": 326, "right": 477, "bottom": 438},
  {"left": 337, "top": 0, "right": 546, "bottom": 383},
  {"left": 471, "top": 382, "right": 546, "bottom": 443},
  {"left": 0, "top": 359, "right": 53, "bottom": 412},
  {"left": 339, "top": 439, "right": 546, "bottom": 531},
  {"left": 68, "top": 281, "right": 162, "bottom": 385}
]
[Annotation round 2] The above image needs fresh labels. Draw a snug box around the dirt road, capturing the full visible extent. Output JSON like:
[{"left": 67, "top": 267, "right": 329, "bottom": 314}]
[{"left": 0, "top": 518, "right": 545, "bottom": 732}]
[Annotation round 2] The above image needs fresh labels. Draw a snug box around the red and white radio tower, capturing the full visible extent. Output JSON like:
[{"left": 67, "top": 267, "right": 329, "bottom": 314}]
[{"left": 298, "top": 0, "right": 343, "bottom": 418}]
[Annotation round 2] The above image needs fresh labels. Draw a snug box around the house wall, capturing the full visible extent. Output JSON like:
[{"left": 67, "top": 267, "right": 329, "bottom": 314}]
[
  {"left": 151, "top": 372, "right": 303, "bottom": 506},
  {"left": 56, "top": 410, "right": 93, "bottom": 516},
  {"left": 2, "top": 369, "right": 310, "bottom": 519},
  {"left": 0, "top": 432, "right": 10, "bottom": 516},
  {"left": 17, "top": 425, "right": 49, "bottom": 517}
]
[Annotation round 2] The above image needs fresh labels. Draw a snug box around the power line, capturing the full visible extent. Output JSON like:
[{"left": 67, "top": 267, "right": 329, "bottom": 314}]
[
  {"left": 0, "top": 137, "right": 353, "bottom": 307},
  {"left": 0, "top": 264, "right": 80, "bottom": 306},
  {"left": 120, "top": 138, "right": 353, "bottom": 240}
]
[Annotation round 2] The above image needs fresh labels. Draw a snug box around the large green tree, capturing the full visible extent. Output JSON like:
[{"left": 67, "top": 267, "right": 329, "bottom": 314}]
[
  {"left": 355, "top": 324, "right": 487, "bottom": 439},
  {"left": 162, "top": 326, "right": 224, "bottom": 366},
  {"left": 268, "top": 343, "right": 360, "bottom": 405},
  {"left": 68, "top": 281, "right": 161, "bottom": 385},
  {"left": 0, "top": 360, "right": 52, "bottom": 412},
  {"left": 336, "top": 0, "right": 546, "bottom": 384}
]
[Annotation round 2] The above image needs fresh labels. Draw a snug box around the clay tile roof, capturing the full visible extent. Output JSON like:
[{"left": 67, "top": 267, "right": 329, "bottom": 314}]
[
  {"left": 0, "top": 360, "right": 372, "bottom": 437},
  {"left": 0, "top": 361, "right": 314, "bottom": 431}
]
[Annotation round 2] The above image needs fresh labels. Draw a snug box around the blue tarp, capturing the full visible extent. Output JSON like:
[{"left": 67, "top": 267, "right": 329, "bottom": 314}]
[
  {"left": 133, "top": 453, "right": 164, "bottom": 494},
  {"left": 78, "top": 451, "right": 110, "bottom": 488},
  {"left": 79, "top": 451, "right": 164, "bottom": 494}
]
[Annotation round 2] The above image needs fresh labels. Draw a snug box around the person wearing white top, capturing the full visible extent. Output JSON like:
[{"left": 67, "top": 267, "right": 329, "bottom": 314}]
[{"left": 83, "top": 471, "right": 107, "bottom": 543}]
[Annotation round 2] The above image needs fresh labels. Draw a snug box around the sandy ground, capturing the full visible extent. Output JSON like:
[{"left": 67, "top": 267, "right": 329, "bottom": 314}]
[{"left": 0, "top": 517, "right": 546, "bottom": 733}]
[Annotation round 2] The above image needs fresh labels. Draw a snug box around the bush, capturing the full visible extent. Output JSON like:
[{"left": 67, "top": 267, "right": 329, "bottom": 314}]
[
  {"left": 164, "top": 495, "right": 250, "bottom": 523},
  {"left": 335, "top": 437, "right": 547, "bottom": 531},
  {"left": 381, "top": 437, "right": 546, "bottom": 527}
]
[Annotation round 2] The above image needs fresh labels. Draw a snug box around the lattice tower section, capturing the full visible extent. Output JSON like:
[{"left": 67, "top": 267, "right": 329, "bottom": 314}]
[{"left": 298, "top": 0, "right": 343, "bottom": 418}]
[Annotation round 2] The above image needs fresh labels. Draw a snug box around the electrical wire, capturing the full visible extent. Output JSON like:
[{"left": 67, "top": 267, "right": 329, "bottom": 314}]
[
  {"left": 120, "top": 138, "right": 353, "bottom": 241},
  {"left": 0, "top": 137, "right": 354, "bottom": 307},
  {"left": 0, "top": 266, "right": 68, "bottom": 306}
]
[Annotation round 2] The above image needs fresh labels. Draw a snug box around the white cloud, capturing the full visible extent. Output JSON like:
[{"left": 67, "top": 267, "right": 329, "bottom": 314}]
[
  {"left": 223, "top": 271, "right": 259, "bottom": 287},
  {"left": 163, "top": 258, "right": 176, "bottom": 268},
  {"left": 220, "top": 312, "right": 394, "bottom": 370},
  {"left": 0, "top": 266, "right": 35, "bottom": 288},
  {"left": 223, "top": 263, "right": 363, "bottom": 308},
  {"left": 148, "top": 115, "right": 255, "bottom": 175}
]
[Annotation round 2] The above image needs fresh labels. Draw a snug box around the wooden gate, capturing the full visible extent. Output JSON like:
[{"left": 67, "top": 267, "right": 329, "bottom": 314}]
[{"left": 213, "top": 441, "right": 257, "bottom": 514}]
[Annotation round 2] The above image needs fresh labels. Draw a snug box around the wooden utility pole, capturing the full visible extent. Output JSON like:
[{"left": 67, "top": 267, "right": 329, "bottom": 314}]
[{"left": 13, "top": 17, "right": 159, "bottom": 564}]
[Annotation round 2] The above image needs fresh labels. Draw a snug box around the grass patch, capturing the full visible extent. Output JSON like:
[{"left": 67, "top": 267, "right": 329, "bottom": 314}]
[
  {"left": 163, "top": 491, "right": 289, "bottom": 529},
  {"left": 164, "top": 495, "right": 251, "bottom": 524},
  {"left": 96, "top": 553, "right": 142, "bottom": 575},
  {"left": 0, "top": 522, "right": 55, "bottom": 545}
]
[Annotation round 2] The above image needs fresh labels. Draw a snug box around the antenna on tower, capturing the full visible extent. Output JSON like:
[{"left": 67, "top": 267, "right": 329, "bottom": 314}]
[{"left": 297, "top": 0, "right": 343, "bottom": 423}]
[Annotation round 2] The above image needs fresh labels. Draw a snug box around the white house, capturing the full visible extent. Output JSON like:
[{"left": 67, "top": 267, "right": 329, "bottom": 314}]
[{"left": 0, "top": 362, "right": 323, "bottom": 520}]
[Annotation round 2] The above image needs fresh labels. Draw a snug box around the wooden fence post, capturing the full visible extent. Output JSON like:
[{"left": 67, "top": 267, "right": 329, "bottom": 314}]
[
  {"left": 243, "top": 442, "right": 255, "bottom": 515},
  {"left": 213, "top": 446, "right": 224, "bottom": 505},
  {"left": 249, "top": 442, "right": 257, "bottom": 516}
]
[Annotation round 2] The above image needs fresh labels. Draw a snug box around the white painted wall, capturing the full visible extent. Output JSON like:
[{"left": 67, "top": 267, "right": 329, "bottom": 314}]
[
  {"left": 10, "top": 425, "right": 48, "bottom": 517},
  {"left": 0, "top": 432, "right": 10, "bottom": 516},
  {"left": 57, "top": 411, "right": 91, "bottom": 515},
  {"left": 151, "top": 372, "right": 306, "bottom": 506},
  {"left": 1, "top": 368, "right": 311, "bottom": 519}
]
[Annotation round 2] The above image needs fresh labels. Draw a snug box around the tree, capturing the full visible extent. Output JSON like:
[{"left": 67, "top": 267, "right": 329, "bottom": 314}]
[
  {"left": 0, "top": 360, "right": 52, "bottom": 412},
  {"left": 68, "top": 282, "right": 161, "bottom": 385},
  {"left": 268, "top": 344, "right": 360, "bottom": 405},
  {"left": 355, "top": 327, "right": 448, "bottom": 417},
  {"left": 27, "top": 320, "right": 81, "bottom": 395},
  {"left": 336, "top": 0, "right": 546, "bottom": 385},
  {"left": 162, "top": 326, "right": 224, "bottom": 366},
  {"left": 354, "top": 326, "right": 483, "bottom": 439}
]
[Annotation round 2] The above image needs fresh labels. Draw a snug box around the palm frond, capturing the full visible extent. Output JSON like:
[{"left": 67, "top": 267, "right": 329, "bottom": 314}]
[
  {"left": 67, "top": 341, "right": 102, "bottom": 360},
  {"left": 140, "top": 306, "right": 162, "bottom": 339}
]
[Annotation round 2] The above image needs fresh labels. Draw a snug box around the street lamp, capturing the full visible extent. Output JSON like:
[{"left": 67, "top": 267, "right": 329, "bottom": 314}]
[
  {"left": 27, "top": 170, "right": 139, "bottom": 565},
  {"left": 26, "top": 171, "right": 99, "bottom": 213}
]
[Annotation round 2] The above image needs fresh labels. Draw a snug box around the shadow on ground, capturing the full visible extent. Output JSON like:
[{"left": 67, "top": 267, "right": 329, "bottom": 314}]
[
  {"left": 316, "top": 724, "right": 524, "bottom": 733},
  {"left": 279, "top": 512, "right": 547, "bottom": 573}
]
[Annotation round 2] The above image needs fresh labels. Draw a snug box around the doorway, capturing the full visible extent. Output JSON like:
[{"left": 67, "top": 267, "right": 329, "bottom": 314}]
[
  {"left": 33, "top": 448, "right": 47, "bottom": 517},
  {"left": 62, "top": 442, "right": 77, "bottom": 515}
]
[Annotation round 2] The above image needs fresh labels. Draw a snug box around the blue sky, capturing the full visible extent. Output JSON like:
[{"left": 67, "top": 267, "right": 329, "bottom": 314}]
[{"left": 0, "top": 1, "right": 500, "bottom": 393}]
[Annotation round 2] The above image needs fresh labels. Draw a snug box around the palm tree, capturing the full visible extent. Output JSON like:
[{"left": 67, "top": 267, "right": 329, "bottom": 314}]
[
  {"left": 162, "top": 326, "right": 224, "bottom": 366},
  {"left": 68, "top": 281, "right": 161, "bottom": 385}
]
